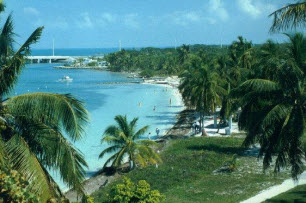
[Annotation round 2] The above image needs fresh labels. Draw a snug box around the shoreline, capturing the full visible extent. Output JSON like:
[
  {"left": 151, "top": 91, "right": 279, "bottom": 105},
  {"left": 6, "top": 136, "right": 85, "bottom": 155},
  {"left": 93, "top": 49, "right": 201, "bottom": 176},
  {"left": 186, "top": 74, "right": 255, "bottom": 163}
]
[{"left": 65, "top": 79, "right": 187, "bottom": 201}]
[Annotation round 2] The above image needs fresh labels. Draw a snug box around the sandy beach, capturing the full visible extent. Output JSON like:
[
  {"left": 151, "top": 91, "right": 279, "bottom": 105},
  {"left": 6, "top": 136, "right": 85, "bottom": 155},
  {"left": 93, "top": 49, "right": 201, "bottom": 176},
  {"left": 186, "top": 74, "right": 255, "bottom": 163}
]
[{"left": 65, "top": 77, "right": 188, "bottom": 201}]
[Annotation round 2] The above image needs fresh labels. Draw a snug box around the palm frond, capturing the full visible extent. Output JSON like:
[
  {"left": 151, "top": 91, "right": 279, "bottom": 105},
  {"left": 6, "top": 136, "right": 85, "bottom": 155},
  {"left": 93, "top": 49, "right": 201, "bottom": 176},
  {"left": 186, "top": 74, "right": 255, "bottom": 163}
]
[
  {"left": 99, "top": 146, "right": 120, "bottom": 159},
  {"left": 270, "top": 1, "right": 306, "bottom": 32},
  {"left": 0, "top": 13, "right": 15, "bottom": 58},
  {"left": 0, "top": 26, "right": 43, "bottom": 96},
  {"left": 133, "top": 125, "right": 149, "bottom": 140},
  {"left": 5, "top": 93, "right": 89, "bottom": 141},
  {"left": 6, "top": 135, "right": 56, "bottom": 202}
]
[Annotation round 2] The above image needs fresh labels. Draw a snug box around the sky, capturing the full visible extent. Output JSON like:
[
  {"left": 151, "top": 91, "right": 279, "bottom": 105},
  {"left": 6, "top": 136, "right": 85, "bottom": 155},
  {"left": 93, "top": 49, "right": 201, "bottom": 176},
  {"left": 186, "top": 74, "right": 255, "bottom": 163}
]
[{"left": 3, "top": 0, "right": 301, "bottom": 49}]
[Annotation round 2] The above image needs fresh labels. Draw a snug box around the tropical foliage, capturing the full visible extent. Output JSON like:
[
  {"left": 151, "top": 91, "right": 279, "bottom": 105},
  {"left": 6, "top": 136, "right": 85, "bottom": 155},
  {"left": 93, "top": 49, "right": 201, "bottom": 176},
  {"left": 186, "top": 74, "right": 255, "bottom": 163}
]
[
  {"left": 107, "top": 177, "right": 165, "bottom": 203},
  {"left": 231, "top": 33, "right": 306, "bottom": 179},
  {"left": 99, "top": 115, "right": 162, "bottom": 170},
  {"left": 104, "top": 45, "right": 227, "bottom": 76},
  {"left": 270, "top": 0, "right": 306, "bottom": 32},
  {"left": 0, "top": 168, "right": 39, "bottom": 203},
  {"left": 0, "top": 2, "right": 89, "bottom": 201}
]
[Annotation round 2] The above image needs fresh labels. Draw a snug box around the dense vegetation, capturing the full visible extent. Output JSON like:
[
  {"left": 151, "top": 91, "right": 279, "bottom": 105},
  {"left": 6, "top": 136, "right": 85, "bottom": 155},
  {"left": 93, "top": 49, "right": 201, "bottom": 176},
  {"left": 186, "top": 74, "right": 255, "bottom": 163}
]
[
  {"left": 105, "top": 32, "right": 305, "bottom": 180},
  {"left": 107, "top": 177, "right": 165, "bottom": 203},
  {"left": 93, "top": 137, "right": 290, "bottom": 203}
]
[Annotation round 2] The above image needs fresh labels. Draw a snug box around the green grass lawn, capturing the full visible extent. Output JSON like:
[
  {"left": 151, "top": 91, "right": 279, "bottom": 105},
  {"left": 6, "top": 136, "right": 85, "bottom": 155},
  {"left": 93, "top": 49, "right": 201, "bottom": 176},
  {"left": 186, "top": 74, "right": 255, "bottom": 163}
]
[
  {"left": 93, "top": 137, "right": 290, "bottom": 203},
  {"left": 264, "top": 184, "right": 306, "bottom": 203}
]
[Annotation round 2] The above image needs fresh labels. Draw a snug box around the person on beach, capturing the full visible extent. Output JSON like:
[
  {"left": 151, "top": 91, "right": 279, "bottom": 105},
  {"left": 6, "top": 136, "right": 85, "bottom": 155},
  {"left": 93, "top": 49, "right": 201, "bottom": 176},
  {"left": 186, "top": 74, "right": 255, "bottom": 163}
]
[
  {"left": 192, "top": 122, "right": 196, "bottom": 134},
  {"left": 148, "top": 132, "right": 151, "bottom": 140},
  {"left": 156, "top": 128, "right": 160, "bottom": 137},
  {"left": 196, "top": 121, "right": 200, "bottom": 133}
]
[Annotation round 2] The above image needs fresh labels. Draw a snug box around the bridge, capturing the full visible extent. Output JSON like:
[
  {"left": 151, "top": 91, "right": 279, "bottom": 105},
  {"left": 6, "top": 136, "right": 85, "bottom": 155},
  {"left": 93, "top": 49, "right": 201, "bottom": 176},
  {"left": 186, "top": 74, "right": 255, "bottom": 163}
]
[{"left": 26, "top": 56, "right": 75, "bottom": 64}]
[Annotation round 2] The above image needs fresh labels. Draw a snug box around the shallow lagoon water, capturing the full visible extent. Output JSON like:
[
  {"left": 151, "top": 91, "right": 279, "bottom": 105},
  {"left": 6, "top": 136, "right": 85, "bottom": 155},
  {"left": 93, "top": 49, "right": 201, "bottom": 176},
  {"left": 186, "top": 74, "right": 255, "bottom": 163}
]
[{"left": 14, "top": 63, "right": 184, "bottom": 189}]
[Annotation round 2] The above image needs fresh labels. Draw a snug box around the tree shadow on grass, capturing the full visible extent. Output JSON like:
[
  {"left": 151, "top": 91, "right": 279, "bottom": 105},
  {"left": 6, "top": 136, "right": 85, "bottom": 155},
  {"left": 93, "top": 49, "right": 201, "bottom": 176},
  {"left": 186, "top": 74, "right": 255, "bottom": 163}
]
[
  {"left": 187, "top": 144, "right": 247, "bottom": 156},
  {"left": 265, "top": 190, "right": 306, "bottom": 203}
]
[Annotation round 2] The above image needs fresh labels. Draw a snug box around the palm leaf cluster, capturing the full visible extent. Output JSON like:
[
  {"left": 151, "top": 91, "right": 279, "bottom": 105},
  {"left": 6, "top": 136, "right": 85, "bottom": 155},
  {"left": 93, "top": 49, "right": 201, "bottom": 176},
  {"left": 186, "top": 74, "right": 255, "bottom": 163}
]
[
  {"left": 100, "top": 115, "right": 161, "bottom": 170},
  {"left": 0, "top": 3, "right": 89, "bottom": 201},
  {"left": 231, "top": 33, "right": 306, "bottom": 179},
  {"left": 270, "top": 0, "right": 306, "bottom": 32}
]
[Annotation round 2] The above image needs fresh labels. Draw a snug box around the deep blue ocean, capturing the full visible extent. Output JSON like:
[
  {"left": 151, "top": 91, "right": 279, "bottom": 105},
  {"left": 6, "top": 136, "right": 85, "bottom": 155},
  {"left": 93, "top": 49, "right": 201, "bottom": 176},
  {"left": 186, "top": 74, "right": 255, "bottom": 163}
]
[{"left": 14, "top": 49, "right": 184, "bottom": 190}]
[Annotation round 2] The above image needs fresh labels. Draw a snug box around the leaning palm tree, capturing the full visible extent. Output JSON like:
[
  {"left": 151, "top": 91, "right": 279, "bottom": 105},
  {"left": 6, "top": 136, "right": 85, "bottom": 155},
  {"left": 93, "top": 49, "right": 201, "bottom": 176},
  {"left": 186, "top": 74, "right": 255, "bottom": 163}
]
[
  {"left": 270, "top": 0, "right": 306, "bottom": 32},
  {"left": 0, "top": 4, "right": 89, "bottom": 202},
  {"left": 231, "top": 33, "right": 306, "bottom": 180},
  {"left": 99, "top": 115, "right": 161, "bottom": 170}
]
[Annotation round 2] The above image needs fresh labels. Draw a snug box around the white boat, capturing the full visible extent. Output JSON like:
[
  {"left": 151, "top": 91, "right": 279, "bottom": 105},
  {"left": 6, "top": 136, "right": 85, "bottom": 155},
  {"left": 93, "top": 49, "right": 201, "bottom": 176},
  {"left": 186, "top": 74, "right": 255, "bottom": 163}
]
[{"left": 58, "top": 76, "right": 73, "bottom": 82}]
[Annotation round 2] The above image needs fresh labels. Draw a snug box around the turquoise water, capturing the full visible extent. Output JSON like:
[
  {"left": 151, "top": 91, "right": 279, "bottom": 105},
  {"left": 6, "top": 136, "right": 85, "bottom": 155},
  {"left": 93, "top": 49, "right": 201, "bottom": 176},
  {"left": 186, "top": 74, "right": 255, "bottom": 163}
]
[{"left": 14, "top": 63, "right": 184, "bottom": 189}]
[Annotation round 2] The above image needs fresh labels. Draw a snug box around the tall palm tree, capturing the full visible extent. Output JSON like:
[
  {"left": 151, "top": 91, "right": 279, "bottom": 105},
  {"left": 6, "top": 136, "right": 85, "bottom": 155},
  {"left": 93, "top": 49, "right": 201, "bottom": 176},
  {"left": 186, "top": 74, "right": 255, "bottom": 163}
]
[
  {"left": 99, "top": 115, "right": 161, "bottom": 170},
  {"left": 177, "top": 44, "right": 190, "bottom": 65},
  {"left": 0, "top": 4, "right": 89, "bottom": 202},
  {"left": 270, "top": 0, "right": 306, "bottom": 32},
  {"left": 231, "top": 33, "right": 306, "bottom": 179},
  {"left": 179, "top": 65, "right": 226, "bottom": 134}
]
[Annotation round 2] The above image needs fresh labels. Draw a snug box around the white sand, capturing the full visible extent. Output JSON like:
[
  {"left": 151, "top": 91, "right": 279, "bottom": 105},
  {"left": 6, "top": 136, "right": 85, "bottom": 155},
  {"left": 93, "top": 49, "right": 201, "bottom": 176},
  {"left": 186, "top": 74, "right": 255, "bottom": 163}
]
[{"left": 240, "top": 171, "right": 306, "bottom": 203}]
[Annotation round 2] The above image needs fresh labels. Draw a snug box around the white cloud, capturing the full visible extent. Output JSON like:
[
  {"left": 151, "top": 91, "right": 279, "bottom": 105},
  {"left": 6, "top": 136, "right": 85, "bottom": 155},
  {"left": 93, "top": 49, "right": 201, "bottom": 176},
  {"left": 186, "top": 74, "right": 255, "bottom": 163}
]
[
  {"left": 237, "top": 0, "right": 261, "bottom": 18},
  {"left": 51, "top": 17, "right": 69, "bottom": 29},
  {"left": 124, "top": 13, "right": 139, "bottom": 29},
  {"left": 97, "top": 13, "right": 117, "bottom": 26},
  {"left": 102, "top": 13, "right": 116, "bottom": 23},
  {"left": 208, "top": 0, "right": 229, "bottom": 22},
  {"left": 23, "top": 7, "right": 39, "bottom": 16},
  {"left": 76, "top": 12, "right": 93, "bottom": 28},
  {"left": 169, "top": 11, "right": 201, "bottom": 26}
]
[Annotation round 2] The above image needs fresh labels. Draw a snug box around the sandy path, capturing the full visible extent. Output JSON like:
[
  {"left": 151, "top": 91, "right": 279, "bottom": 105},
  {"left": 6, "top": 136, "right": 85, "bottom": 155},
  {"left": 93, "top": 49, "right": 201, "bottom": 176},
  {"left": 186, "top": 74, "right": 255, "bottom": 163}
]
[{"left": 240, "top": 171, "right": 306, "bottom": 203}]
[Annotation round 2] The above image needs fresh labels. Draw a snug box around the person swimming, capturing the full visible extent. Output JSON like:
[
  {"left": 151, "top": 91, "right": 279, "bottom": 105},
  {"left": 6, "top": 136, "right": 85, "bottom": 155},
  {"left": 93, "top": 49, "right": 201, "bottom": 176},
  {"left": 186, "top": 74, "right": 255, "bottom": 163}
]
[{"left": 153, "top": 106, "right": 156, "bottom": 111}]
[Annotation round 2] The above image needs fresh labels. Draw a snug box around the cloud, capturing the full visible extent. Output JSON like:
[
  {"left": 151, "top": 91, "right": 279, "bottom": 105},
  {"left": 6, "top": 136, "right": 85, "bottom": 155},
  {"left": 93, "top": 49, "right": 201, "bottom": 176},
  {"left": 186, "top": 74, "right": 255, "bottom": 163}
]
[
  {"left": 76, "top": 12, "right": 93, "bottom": 28},
  {"left": 97, "top": 13, "right": 117, "bottom": 26},
  {"left": 102, "top": 13, "right": 116, "bottom": 23},
  {"left": 169, "top": 11, "right": 201, "bottom": 26},
  {"left": 23, "top": 7, "right": 40, "bottom": 16},
  {"left": 237, "top": 0, "right": 261, "bottom": 18},
  {"left": 208, "top": 0, "right": 229, "bottom": 22},
  {"left": 51, "top": 17, "right": 69, "bottom": 29},
  {"left": 124, "top": 13, "right": 139, "bottom": 29}
]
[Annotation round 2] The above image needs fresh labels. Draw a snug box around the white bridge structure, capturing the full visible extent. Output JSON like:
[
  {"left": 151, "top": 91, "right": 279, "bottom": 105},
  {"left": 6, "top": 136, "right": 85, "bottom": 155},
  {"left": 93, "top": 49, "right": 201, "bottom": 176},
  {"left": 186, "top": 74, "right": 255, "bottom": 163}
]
[{"left": 26, "top": 56, "right": 74, "bottom": 64}]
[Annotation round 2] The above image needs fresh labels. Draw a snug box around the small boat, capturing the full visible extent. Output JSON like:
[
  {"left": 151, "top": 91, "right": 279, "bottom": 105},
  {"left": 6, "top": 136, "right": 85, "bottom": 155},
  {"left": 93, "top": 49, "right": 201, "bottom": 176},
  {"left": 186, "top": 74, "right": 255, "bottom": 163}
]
[{"left": 58, "top": 76, "right": 73, "bottom": 82}]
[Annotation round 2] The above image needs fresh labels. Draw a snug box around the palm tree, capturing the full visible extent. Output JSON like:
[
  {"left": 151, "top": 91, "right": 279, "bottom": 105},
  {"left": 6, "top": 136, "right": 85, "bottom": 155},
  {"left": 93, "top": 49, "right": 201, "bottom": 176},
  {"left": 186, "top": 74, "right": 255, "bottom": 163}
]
[
  {"left": 0, "top": 4, "right": 89, "bottom": 202},
  {"left": 270, "top": 0, "right": 306, "bottom": 32},
  {"left": 99, "top": 115, "right": 161, "bottom": 170},
  {"left": 177, "top": 44, "right": 190, "bottom": 65},
  {"left": 179, "top": 64, "right": 226, "bottom": 134},
  {"left": 231, "top": 33, "right": 306, "bottom": 180}
]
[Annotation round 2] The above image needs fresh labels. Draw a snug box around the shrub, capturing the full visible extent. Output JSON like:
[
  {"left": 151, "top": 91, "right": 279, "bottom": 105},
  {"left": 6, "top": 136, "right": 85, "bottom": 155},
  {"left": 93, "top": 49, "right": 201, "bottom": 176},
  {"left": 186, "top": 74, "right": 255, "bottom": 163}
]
[
  {"left": 0, "top": 168, "right": 39, "bottom": 203},
  {"left": 108, "top": 177, "right": 165, "bottom": 203}
]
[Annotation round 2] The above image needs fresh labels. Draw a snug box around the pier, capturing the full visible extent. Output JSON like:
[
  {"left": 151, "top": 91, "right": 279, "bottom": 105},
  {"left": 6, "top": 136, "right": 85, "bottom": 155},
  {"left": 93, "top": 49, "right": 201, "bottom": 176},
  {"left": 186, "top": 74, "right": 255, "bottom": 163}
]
[{"left": 26, "top": 56, "right": 74, "bottom": 64}]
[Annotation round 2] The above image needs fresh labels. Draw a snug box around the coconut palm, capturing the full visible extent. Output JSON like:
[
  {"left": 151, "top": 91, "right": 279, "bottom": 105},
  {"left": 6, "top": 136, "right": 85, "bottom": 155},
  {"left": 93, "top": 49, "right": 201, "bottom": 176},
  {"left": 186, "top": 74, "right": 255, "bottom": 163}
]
[
  {"left": 270, "top": 0, "right": 306, "bottom": 32},
  {"left": 179, "top": 64, "right": 226, "bottom": 134},
  {"left": 177, "top": 44, "right": 190, "bottom": 65},
  {"left": 99, "top": 115, "right": 161, "bottom": 170},
  {"left": 0, "top": 4, "right": 89, "bottom": 202},
  {"left": 231, "top": 33, "right": 306, "bottom": 179}
]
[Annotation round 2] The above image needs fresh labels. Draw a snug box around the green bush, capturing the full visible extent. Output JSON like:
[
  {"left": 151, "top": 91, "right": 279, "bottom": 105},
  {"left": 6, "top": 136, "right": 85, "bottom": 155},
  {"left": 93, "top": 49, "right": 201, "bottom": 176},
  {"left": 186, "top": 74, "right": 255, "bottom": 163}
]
[
  {"left": 108, "top": 177, "right": 165, "bottom": 203},
  {"left": 139, "top": 69, "right": 154, "bottom": 78},
  {"left": 0, "top": 168, "right": 39, "bottom": 203}
]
